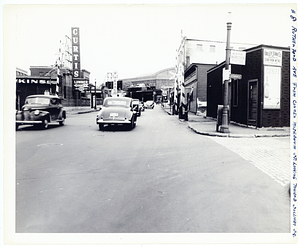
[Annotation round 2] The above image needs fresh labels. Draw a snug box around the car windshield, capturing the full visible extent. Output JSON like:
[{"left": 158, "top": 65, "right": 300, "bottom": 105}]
[
  {"left": 104, "top": 99, "right": 130, "bottom": 107},
  {"left": 26, "top": 97, "right": 50, "bottom": 105}
]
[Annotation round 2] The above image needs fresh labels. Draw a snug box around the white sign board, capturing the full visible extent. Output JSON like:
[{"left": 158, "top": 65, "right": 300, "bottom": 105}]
[
  {"left": 222, "top": 66, "right": 231, "bottom": 82},
  {"left": 263, "top": 49, "right": 282, "bottom": 66},
  {"left": 230, "top": 50, "right": 246, "bottom": 65},
  {"left": 263, "top": 66, "right": 281, "bottom": 109}
]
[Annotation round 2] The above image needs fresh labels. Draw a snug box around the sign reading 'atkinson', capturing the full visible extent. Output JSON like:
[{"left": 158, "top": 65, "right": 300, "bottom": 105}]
[{"left": 71, "top": 27, "right": 81, "bottom": 78}]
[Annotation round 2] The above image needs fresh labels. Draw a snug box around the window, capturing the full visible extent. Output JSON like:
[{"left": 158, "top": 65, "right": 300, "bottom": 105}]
[
  {"left": 186, "top": 56, "right": 190, "bottom": 67},
  {"left": 197, "top": 44, "right": 203, "bottom": 51},
  {"left": 210, "top": 45, "right": 216, "bottom": 53}
]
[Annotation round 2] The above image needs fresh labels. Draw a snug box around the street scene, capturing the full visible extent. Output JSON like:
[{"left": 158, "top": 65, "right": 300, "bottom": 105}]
[
  {"left": 3, "top": 2, "right": 297, "bottom": 245},
  {"left": 16, "top": 105, "right": 290, "bottom": 233}
]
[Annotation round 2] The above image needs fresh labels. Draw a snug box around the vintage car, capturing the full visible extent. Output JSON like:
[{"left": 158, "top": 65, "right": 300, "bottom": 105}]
[
  {"left": 96, "top": 97, "right": 137, "bottom": 130},
  {"left": 132, "top": 99, "right": 142, "bottom": 116},
  {"left": 144, "top": 100, "right": 155, "bottom": 109},
  {"left": 16, "top": 94, "right": 66, "bottom": 130}
]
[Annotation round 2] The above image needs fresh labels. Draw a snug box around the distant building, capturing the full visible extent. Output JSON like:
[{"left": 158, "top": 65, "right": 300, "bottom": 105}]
[
  {"left": 16, "top": 67, "right": 28, "bottom": 76},
  {"left": 121, "top": 68, "right": 175, "bottom": 90},
  {"left": 120, "top": 68, "right": 175, "bottom": 102},
  {"left": 207, "top": 44, "right": 290, "bottom": 128}
]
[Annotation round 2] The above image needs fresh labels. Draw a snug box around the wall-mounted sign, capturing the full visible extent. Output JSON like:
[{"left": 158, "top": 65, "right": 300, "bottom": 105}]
[
  {"left": 263, "top": 49, "right": 282, "bottom": 66},
  {"left": 222, "top": 65, "right": 231, "bottom": 82},
  {"left": 74, "top": 79, "right": 89, "bottom": 92},
  {"left": 230, "top": 50, "right": 246, "bottom": 65},
  {"left": 16, "top": 78, "right": 57, "bottom": 84},
  {"left": 263, "top": 66, "right": 281, "bottom": 109},
  {"left": 113, "top": 71, "right": 118, "bottom": 91},
  {"left": 71, "top": 27, "right": 81, "bottom": 78},
  {"left": 230, "top": 74, "right": 242, "bottom": 80}
]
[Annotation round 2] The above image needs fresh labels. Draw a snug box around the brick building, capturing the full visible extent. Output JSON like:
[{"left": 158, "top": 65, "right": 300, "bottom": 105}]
[{"left": 207, "top": 44, "right": 290, "bottom": 128}]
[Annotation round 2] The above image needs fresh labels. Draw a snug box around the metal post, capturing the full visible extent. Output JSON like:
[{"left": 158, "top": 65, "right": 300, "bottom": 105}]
[
  {"left": 220, "top": 12, "right": 232, "bottom": 133},
  {"left": 90, "top": 85, "right": 93, "bottom": 108},
  {"left": 94, "top": 79, "right": 97, "bottom": 110}
]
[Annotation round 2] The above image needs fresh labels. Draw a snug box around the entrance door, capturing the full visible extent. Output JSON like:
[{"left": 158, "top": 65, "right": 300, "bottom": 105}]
[{"left": 247, "top": 80, "right": 258, "bottom": 126}]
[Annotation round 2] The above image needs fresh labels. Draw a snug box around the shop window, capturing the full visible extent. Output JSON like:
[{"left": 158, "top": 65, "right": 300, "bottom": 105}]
[{"left": 210, "top": 45, "right": 216, "bottom": 53}]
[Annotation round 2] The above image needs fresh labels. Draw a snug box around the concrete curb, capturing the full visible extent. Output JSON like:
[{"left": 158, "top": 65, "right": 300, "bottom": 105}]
[
  {"left": 188, "top": 125, "right": 290, "bottom": 138},
  {"left": 161, "top": 106, "right": 290, "bottom": 138}
]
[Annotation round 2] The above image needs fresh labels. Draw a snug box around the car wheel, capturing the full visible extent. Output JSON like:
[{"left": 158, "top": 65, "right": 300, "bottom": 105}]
[
  {"left": 130, "top": 117, "right": 136, "bottom": 130},
  {"left": 59, "top": 118, "right": 65, "bottom": 126},
  {"left": 99, "top": 124, "right": 104, "bottom": 131},
  {"left": 42, "top": 118, "right": 49, "bottom": 129},
  {"left": 16, "top": 123, "right": 19, "bottom": 131}
]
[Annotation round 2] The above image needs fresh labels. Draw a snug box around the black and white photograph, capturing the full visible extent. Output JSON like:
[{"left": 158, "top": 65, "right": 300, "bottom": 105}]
[{"left": 2, "top": 0, "right": 298, "bottom": 245}]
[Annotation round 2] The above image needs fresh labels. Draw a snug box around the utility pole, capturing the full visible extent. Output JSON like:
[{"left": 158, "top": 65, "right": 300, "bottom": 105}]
[{"left": 220, "top": 12, "right": 232, "bottom": 133}]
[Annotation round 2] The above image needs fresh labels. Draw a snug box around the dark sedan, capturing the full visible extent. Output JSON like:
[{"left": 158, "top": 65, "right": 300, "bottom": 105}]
[{"left": 16, "top": 94, "right": 66, "bottom": 130}]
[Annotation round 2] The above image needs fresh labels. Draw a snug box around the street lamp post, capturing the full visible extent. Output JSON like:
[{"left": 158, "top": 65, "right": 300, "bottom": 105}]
[{"left": 220, "top": 12, "right": 232, "bottom": 133}]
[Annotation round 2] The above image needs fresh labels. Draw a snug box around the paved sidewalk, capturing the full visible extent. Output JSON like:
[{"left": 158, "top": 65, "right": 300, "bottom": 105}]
[
  {"left": 162, "top": 105, "right": 290, "bottom": 138},
  {"left": 64, "top": 106, "right": 99, "bottom": 115}
]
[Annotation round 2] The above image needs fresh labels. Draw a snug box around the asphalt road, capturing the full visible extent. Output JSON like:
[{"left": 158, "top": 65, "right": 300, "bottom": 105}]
[{"left": 16, "top": 105, "right": 290, "bottom": 233}]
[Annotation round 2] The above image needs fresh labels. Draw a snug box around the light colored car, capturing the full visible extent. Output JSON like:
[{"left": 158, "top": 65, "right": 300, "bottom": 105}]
[
  {"left": 144, "top": 100, "right": 155, "bottom": 109},
  {"left": 15, "top": 94, "right": 66, "bottom": 130},
  {"left": 96, "top": 97, "right": 137, "bottom": 130},
  {"left": 132, "top": 99, "right": 142, "bottom": 116}
]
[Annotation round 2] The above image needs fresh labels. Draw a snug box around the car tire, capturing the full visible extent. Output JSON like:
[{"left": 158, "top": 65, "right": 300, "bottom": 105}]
[
  {"left": 59, "top": 118, "right": 65, "bottom": 126},
  {"left": 99, "top": 124, "right": 104, "bottom": 131},
  {"left": 130, "top": 118, "right": 136, "bottom": 130},
  {"left": 41, "top": 118, "right": 49, "bottom": 129},
  {"left": 16, "top": 123, "right": 19, "bottom": 131}
]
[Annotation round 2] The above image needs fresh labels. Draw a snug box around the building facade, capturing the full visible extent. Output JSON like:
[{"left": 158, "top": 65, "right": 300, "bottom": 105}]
[
  {"left": 174, "top": 37, "right": 256, "bottom": 118},
  {"left": 207, "top": 44, "right": 290, "bottom": 128}
]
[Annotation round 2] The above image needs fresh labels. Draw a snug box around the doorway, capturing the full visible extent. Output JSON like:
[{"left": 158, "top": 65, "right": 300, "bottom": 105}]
[{"left": 247, "top": 80, "right": 258, "bottom": 126}]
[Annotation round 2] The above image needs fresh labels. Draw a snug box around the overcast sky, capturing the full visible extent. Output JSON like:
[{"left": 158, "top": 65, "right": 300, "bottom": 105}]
[{"left": 4, "top": 1, "right": 295, "bottom": 85}]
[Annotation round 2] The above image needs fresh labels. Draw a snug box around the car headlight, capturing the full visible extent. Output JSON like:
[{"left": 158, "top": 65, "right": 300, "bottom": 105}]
[{"left": 34, "top": 110, "right": 40, "bottom": 116}]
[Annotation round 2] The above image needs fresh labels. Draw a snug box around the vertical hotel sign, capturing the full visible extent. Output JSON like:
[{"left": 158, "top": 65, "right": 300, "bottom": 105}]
[{"left": 71, "top": 27, "right": 81, "bottom": 78}]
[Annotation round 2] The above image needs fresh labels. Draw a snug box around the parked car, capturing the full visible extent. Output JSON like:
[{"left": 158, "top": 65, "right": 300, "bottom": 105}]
[
  {"left": 96, "top": 97, "right": 137, "bottom": 130},
  {"left": 132, "top": 99, "right": 142, "bottom": 116},
  {"left": 144, "top": 100, "right": 155, "bottom": 109},
  {"left": 16, "top": 94, "right": 66, "bottom": 130}
]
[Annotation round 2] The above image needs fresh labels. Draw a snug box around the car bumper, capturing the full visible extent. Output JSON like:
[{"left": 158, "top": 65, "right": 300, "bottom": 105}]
[
  {"left": 16, "top": 120, "right": 43, "bottom": 124},
  {"left": 97, "top": 119, "right": 131, "bottom": 124}
]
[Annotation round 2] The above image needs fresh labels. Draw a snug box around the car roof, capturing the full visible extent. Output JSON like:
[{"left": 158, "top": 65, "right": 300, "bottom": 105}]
[{"left": 26, "top": 94, "right": 60, "bottom": 99}]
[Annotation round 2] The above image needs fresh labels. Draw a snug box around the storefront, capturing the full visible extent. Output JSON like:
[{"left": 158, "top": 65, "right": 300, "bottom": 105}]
[
  {"left": 207, "top": 45, "right": 290, "bottom": 128},
  {"left": 16, "top": 76, "right": 58, "bottom": 110},
  {"left": 184, "top": 63, "right": 215, "bottom": 114}
]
